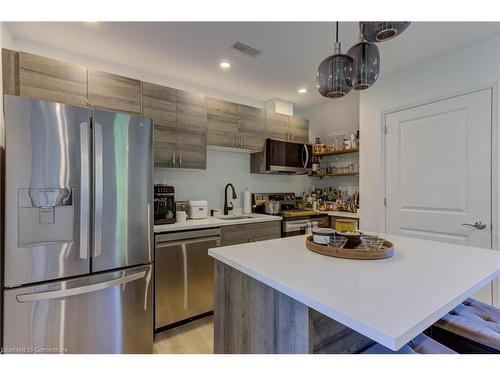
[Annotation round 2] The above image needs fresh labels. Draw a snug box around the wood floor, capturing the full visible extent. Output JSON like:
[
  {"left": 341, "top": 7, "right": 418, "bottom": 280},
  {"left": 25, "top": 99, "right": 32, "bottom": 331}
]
[{"left": 153, "top": 315, "right": 214, "bottom": 354}]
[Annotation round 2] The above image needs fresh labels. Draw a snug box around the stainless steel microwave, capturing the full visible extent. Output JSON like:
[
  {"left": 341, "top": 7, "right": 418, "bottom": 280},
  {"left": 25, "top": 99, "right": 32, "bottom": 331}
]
[{"left": 250, "top": 138, "right": 312, "bottom": 174}]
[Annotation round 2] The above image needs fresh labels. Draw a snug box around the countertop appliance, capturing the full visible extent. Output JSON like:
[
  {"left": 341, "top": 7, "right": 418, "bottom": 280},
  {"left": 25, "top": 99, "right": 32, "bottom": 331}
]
[
  {"left": 155, "top": 228, "right": 221, "bottom": 329},
  {"left": 250, "top": 138, "right": 312, "bottom": 174},
  {"left": 2, "top": 96, "right": 153, "bottom": 353},
  {"left": 154, "top": 184, "right": 176, "bottom": 225},
  {"left": 253, "top": 192, "right": 329, "bottom": 237},
  {"left": 188, "top": 200, "right": 208, "bottom": 219}
]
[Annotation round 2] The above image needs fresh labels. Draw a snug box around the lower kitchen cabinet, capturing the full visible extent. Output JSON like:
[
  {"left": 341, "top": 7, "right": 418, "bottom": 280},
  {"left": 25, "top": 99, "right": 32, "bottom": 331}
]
[{"left": 220, "top": 221, "right": 281, "bottom": 246}]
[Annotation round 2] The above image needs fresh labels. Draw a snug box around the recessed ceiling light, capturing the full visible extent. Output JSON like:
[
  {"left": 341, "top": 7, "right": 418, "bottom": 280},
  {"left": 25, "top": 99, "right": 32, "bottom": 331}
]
[
  {"left": 298, "top": 88, "right": 307, "bottom": 94},
  {"left": 219, "top": 62, "right": 231, "bottom": 69}
]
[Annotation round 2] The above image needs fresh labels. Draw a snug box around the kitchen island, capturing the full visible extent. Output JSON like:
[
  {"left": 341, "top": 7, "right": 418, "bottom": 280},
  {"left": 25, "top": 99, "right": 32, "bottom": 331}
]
[{"left": 208, "top": 234, "right": 500, "bottom": 354}]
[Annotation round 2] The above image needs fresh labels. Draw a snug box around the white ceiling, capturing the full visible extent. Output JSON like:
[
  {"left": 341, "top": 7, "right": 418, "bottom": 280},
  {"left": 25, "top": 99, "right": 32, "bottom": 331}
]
[{"left": 7, "top": 22, "right": 500, "bottom": 109}]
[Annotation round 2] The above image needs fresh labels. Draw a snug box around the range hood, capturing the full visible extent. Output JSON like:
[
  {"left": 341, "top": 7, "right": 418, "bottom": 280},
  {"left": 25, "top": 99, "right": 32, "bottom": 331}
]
[{"left": 250, "top": 139, "right": 312, "bottom": 175}]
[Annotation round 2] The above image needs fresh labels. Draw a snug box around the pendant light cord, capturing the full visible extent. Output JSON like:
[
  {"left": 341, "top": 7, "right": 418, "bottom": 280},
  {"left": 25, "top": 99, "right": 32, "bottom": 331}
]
[{"left": 336, "top": 21, "right": 339, "bottom": 43}]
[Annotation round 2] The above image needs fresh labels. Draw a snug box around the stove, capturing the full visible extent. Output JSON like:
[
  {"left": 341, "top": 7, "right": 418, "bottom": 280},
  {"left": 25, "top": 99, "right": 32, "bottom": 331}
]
[{"left": 252, "top": 192, "right": 329, "bottom": 236}]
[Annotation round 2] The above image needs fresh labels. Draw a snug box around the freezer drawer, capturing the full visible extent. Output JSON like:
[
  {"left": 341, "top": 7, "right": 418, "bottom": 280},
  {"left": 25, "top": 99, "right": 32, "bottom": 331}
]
[
  {"left": 155, "top": 228, "right": 220, "bottom": 329},
  {"left": 3, "top": 264, "right": 153, "bottom": 354}
]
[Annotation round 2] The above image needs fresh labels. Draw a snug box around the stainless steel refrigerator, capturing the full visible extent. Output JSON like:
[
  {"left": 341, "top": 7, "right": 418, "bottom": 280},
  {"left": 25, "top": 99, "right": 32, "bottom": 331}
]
[{"left": 2, "top": 95, "right": 153, "bottom": 354}]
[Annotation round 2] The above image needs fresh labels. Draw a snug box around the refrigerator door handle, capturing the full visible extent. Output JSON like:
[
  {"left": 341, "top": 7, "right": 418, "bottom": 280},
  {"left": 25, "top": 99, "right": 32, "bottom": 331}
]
[
  {"left": 94, "top": 121, "right": 103, "bottom": 258},
  {"left": 15, "top": 270, "right": 146, "bottom": 303},
  {"left": 80, "top": 122, "right": 90, "bottom": 259}
]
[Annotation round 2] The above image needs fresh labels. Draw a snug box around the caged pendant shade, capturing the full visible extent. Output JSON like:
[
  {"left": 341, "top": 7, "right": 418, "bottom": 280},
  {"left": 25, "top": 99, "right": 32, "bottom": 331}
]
[
  {"left": 317, "top": 22, "right": 354, "bottom": 98},
  {"left": 360, "top": 22, "right": 410, "bottom": 42},
  {"left": 347, "top": 34, "right": 380, "bottom": 90}
]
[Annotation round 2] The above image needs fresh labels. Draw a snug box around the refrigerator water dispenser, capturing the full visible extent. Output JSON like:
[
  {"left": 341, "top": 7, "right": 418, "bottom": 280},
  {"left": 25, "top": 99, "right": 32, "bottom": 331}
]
[{"left": 18, "top": 188, "right": 74, "bottom": 247}]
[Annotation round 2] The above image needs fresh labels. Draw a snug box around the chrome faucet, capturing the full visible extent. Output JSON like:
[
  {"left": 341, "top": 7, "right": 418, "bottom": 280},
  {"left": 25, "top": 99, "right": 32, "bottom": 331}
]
[{"left": 223, "top": 183, "right": 237, "bottom": 215}]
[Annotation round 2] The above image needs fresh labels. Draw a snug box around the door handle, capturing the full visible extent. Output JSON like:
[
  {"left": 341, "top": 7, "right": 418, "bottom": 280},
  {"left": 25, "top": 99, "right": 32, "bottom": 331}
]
[
  {"left": 462, "top": 221, "right": 487, "bottom": 230},
  {"left": 80, "top": 122, "right": 90, "bottom": 259},
  {"left": 156, "top": 235, "right": 221, "bottom": 248},
  {"left": 16, "top": 271, "right": 146, "bottom": 303},
  {"left": 172, "top": 153, "right": 176, "bottom": 168},
  {"left": 179, "top": 153, "right": 182, "bottom": 168},
  {"left": 93, "top": 121, "right": 103, "bottom": 258}
]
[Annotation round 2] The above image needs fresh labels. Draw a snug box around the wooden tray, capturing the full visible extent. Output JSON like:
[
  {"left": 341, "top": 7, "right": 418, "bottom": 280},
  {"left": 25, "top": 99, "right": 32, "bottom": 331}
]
[{"left": 305, "top": 236, "right": 394, "bottom": 260}]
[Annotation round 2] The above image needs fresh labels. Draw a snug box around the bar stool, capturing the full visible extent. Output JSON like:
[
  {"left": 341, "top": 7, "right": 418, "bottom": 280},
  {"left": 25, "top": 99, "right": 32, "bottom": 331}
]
[
  {"left": 361, "top": 333, "right": 456, "bottom": 354},
  {"left": 430, "top": 298, "right": 500, "bottom": 354}
]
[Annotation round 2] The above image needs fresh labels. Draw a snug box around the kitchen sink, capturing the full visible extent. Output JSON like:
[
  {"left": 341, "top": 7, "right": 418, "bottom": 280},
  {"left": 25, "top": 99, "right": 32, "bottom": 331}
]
[{"left": 217, "top": 215, "right": 254, "bottom": 220}]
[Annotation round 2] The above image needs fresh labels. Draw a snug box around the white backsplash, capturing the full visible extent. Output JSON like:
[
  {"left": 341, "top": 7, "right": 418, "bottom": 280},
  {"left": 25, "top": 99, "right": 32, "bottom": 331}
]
[{"left": 155, "top": 150, "right": 358, "bottom": 211}]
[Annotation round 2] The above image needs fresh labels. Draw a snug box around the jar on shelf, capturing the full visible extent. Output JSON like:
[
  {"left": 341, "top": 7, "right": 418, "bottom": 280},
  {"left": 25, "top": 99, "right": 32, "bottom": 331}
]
[{"left": 314, "top": 138, "right": 322, "bottom": 154}]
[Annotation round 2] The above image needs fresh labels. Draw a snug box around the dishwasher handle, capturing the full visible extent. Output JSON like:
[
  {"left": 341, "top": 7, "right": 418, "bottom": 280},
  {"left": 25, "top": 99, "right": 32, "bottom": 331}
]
[{"left": 156, "top": 235, "right": 221, "bottom": 249}]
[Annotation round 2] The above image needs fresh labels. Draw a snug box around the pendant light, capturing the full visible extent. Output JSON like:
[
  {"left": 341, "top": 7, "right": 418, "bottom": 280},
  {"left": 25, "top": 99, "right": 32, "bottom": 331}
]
[
  {"left": 360, "top": 22, "right": 410, "bottom": 42},
  {"left": 317, "top": 22, "right": 354, "bottom": 98},
  {"left": 347, "top": 32, "right": 380, "bottom": 90}
]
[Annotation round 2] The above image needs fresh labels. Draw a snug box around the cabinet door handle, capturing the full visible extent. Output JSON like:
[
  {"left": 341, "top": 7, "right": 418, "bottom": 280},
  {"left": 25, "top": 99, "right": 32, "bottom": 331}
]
[
  {"left": 172, "top": 153, "right": 176, "bottom": 168},
  {"left": 242, "top": 138, "right": 244, "bottom": 148},
  {"left": 179, "top": 153, "right": 182, "bottom": 168}
]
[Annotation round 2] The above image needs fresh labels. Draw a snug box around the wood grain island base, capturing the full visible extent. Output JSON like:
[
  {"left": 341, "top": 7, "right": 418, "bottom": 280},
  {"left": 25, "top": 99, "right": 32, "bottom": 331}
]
[{"left": 214, "top": 261, "right": 374, "bottom": 354}]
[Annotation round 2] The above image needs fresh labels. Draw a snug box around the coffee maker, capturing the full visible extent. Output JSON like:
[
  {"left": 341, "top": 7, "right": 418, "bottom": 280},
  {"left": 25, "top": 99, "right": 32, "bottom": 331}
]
[{"left": 154, "top": 184, "right": 176, "bottom": 225}]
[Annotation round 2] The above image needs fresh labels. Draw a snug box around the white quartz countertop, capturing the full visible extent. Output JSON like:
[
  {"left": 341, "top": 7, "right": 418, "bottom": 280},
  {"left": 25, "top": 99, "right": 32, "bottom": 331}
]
[
  {"left": 208, "top": 234, "right": 500, "bottom": 350},
  {"left": 154, "top": 213, "right": 282, "bottom": 233}
]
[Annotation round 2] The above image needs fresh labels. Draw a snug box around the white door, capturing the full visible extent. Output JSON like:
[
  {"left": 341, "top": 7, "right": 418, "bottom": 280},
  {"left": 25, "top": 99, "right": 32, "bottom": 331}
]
[{"left": 385, "top": 89, "right": 494, "bottom": 305}]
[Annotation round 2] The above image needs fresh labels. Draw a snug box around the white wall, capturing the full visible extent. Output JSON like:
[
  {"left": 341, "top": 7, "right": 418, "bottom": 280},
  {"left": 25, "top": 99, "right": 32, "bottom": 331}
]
[
  {"left": 359, "top": 35, "right": 500, "bottom": 305},
  {"left": 302, "top": 92, "right": 359, "bottom": 143},
  {"left": 155, "top": 150, "right": 314, "bottom": 210}
]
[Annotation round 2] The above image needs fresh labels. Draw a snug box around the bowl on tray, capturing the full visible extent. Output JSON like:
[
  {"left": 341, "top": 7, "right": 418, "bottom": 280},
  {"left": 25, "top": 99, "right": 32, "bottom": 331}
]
[{"left": 335, "top": 231, "right": 362, "bottom": 248}]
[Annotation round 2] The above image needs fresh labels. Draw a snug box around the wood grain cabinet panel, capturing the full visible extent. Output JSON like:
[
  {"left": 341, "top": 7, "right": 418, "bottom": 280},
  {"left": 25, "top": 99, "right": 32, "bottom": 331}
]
[
  {"left": 220, "top": 221, "right": 281, "bottom": 246},
  {"left": 265, "top": 111, "right": 290, "bottom": 141},
  {"left": 177, "top": 89, "right": 207, "bottom": 132},
  {"left": 207, "top": 98, "right": 240, "bottom": 148},
  {"left": 175, "top": 90, "right": 207, "bottom": 169},
  {"left": 88, "top": 70, "right": 141, "bottom": 114},
  {"left": 143, "top": 82, "right": 177, "bottom": 168},
  {"left": 176, "top": 129, "right": 207, "bottom": 169},
  {"left": 2, "top": 49, "right": 20, "bottom": 95},
  {"left": 18, "top": 52, "right": 87, "bottom": 106},
  {"left": 289, "top": 116, "right": 309, "bottom": 143},
  {"left": 238, "top": 104, "right": 265, "bottom": 151}
]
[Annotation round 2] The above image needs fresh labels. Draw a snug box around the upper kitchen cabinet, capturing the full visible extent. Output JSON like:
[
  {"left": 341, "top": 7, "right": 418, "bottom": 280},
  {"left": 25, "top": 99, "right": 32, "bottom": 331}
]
[
  {"left": 288, "top": 116, "right": 309, "bottom": 143},
  {"left": 2, "top": 49, "right": 20, "bottom": 96},
  {"left": 143, "top": 82, "right": 177, "bottom": 168},
  {"left": 207, "top": 98, "right": 240, "bottom": 148},
  {"left": 17, "top": 52, "right": 87, "bottom": 107},
  {"left": 175, "top": 90, "right": 207, "bottom": 169},
  {"left": 88, "top": 70, "right": 141, "bottom": 114},
  {"left": 265, "top": 111, "right": 310, "bottom": 143},
  {"left": 238, "top": 104, "right": 265, "bottom": 151},
  {"left": 265, "top": 111, "right": 290, "bottom": 141}
]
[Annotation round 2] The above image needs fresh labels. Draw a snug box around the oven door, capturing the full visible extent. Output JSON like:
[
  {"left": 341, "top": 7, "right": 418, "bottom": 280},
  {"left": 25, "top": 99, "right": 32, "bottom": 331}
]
[
  {"left": 282, "top": 216, "right": 330, "bottom": 237},
  {"left": 266, "top": 139, "right": 311, "bottom": 174}
]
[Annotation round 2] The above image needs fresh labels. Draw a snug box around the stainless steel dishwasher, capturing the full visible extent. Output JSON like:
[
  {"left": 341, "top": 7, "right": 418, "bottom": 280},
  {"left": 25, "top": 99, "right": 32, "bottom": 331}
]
[{"left": 154, "top": 227, "right": 221, "bottom": 329}]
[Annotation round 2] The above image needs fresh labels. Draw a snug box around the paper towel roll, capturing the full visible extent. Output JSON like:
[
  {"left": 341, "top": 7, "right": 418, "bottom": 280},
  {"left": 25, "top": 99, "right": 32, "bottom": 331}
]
[{"left": 243, "top": 188, "right": 252, "bottom": 214}]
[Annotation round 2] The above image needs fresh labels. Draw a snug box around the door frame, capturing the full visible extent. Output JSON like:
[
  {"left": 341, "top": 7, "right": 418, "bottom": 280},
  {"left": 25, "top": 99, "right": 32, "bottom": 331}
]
[{"left": 380, "top": 83, "right": 497, "bottom": 303}]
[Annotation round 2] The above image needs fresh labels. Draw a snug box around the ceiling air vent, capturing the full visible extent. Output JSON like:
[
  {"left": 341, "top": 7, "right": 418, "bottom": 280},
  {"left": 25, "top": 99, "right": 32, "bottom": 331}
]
[{"left": 231, "top": 41, "right": 262, "bottom": 57}]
